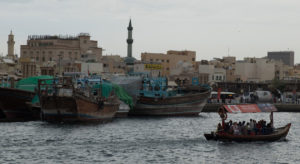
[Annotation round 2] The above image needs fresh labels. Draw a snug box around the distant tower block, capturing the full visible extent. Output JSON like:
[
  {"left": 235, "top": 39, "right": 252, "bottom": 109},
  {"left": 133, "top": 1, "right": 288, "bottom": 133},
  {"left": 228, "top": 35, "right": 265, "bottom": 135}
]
[
  {"left": 7, "top": 30, "right": 15, "bottom": 59},
  {"left": 124, "top": 19, "right": 136, "bottom": 66}
]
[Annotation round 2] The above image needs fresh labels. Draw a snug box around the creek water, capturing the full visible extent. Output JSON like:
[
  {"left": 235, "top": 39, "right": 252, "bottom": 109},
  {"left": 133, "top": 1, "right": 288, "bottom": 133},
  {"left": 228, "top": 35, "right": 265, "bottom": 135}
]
[{"left": 0, "top": 113, "right": 299, "bottom": 163}]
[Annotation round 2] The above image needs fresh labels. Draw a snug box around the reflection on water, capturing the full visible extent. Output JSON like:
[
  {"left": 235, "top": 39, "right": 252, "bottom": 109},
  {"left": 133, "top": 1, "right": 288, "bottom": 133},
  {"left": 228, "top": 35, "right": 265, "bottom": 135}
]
[{"left": 0, "top": 113, "right": 299, "bottom": 163}]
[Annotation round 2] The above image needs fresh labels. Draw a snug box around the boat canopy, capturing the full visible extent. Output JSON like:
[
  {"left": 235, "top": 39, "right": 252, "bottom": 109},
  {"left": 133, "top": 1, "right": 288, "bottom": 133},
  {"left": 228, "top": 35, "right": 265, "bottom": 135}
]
[
  {"left": 16, "top": 75, "right": 53, "bottom": 92},
  {"left": 223, "top": 104, "right": 277, "bottom": 113},
  {"left": 93, "top": 82, "right": 133, "bottom": 108}
]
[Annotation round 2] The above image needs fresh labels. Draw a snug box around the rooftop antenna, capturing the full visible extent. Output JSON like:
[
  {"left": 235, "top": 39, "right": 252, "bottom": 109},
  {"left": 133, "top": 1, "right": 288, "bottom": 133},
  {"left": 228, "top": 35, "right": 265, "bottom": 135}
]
[{"left": 228, "top": 48, "right": 230, "bottom": 56}]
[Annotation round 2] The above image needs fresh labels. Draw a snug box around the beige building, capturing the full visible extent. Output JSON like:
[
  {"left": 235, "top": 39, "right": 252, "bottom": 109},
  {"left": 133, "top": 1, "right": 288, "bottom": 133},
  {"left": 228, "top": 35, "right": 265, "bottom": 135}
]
[
  {"left": 274, "top": 60, "right": 292, "bottom": 80},
  {"left": 20, "top": 33, "right": 102, "bottom": 77},
  {"left": 133, "top": 61, "right": 162, "bottom": 77},
  {"left": 170, "top": 73, "right": 209, "bottom": 86},
  {"left": 141, "top": 50, "right": 196, "bottom": 77},
  {"left": 101, "top": 55, "right": 126, "bottom": 74},
  {"left": 20, "top": 58, "right": 37, "bottom": 78},
  {"left": 222, "top": 56, "right": 236, "bottom": 82},
  {"left": 235, "top": 58, "right": 275, "bottom": 82},
  {"left": 0, "top": 58, "right": 21, "bottom": 79},
  {"left": 81, "top": 62, "right": 103, "bottom": 75},
  {"left": 208, "top": 56, "right": 236, "bottom": 82}
]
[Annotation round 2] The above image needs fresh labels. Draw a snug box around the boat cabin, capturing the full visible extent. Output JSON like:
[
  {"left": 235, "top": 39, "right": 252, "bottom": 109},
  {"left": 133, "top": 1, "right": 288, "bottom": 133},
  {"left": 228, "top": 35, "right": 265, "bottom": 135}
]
[
  {"left": 139, "top": 77, "right": 177, "bottom": 98},
  {"left": 209, "top": 91, "right": 238, "bottom": 104}
]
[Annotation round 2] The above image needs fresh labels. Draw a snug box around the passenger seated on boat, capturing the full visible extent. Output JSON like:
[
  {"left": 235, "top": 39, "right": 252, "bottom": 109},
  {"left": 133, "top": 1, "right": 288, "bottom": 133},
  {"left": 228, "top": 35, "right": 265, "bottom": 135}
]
[
  {"left": 241, "top": 124, "right": 248, "bottom": 135},
  {"left": 223, "top": 120, "right": 233, "bottom": 134},
  {"left": 253, "top": 120, "right": 259, "bottom": 135},
  {"left": 238, "top": 122, "right": 242, "bottom": 134},
  {"left": 246, "top": 123, "right": 251, "bottom": 135},
  {"left": 249, "top": 119, "right": 254, "bottom": 130},
  {"left": 233, "top": 122, "right": 240, "bottom": 135},
  {"left": 261, "top": 120, "right": 267, "bottom": 135},
  {"left": 255, "top": 121, "right": 261, "bottom": 135},
  {"left": 223, "top": 122, "right": 229, "bottom": 132}
]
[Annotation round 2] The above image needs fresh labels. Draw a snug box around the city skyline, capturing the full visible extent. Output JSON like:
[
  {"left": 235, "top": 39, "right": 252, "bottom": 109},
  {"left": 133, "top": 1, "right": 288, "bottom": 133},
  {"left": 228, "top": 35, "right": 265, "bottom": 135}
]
[{"left": 0, "top": 0, "right": 299, "bottom": 63}]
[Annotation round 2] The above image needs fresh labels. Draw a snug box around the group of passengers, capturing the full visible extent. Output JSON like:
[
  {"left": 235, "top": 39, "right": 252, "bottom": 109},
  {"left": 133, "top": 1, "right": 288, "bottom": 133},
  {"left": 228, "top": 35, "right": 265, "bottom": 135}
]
[{"left": 217, "top": 119, "right": 274, "bottom": 135}]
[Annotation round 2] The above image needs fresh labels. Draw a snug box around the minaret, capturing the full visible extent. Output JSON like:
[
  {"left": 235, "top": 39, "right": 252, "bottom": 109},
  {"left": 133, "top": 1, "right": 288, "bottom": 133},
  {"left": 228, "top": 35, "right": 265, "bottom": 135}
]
[
  {"left": 124, "top": 19, "right": 136, "bottom": 67},
  {"left": 127, "top": 19, "right": 133, "bottom": 58},
  {"left": 7, "top": 30, "right": 15, "bottom": 60}
]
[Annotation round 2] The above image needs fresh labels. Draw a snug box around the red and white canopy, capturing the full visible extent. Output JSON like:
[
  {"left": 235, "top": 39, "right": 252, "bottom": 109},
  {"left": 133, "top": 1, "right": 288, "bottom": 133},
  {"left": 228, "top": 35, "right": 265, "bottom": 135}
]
[{"left": 223, "top": 104, "right": 277, "bottom": 113}]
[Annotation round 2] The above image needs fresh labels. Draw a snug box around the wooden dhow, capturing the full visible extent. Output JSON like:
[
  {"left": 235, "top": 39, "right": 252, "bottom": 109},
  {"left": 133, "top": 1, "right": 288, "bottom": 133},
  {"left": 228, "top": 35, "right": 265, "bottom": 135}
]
[
  {"left": 0, "top": 87, "right": 39, "bottom": 121},
  {"left": 0, "top": 76, "right": 52, "bottom": 121},
  {"left": 129, "top": 77, "right": 211, "bottom": 116},
  {"left": 38, "top": 77, "right": 119, "bottom": 123}
]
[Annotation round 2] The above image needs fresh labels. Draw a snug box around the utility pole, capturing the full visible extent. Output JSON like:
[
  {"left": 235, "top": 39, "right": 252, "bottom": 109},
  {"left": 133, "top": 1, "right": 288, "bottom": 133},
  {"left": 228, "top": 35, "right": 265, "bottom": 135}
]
[{"left": 58, "top": 54, "right": 62, "bottom": 76}]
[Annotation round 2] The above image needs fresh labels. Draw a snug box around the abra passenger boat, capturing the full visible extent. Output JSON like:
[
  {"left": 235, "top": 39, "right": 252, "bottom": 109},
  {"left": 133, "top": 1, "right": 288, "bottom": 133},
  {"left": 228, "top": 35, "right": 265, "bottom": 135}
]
[
  {"left": 38, "top": 77, "right": 120, "bottom": 123},
  {"left": 204, "top": 105, "right": 291, "bottom": 142},
  {"left": 129, "top": 77, "right": 210, "bottom": 116},
  {"left": 205, "top": 123, "right": 291, "bottom": 142}
]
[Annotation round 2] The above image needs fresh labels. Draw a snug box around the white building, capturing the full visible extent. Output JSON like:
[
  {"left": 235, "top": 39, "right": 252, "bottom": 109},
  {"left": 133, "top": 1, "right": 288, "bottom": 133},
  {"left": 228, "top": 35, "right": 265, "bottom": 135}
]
[
  {"left": 198, "top": 64, "right": 226, "bottom": 83},
  {"left": 170, "top": 61, "right": 194, "bottom": 76}
]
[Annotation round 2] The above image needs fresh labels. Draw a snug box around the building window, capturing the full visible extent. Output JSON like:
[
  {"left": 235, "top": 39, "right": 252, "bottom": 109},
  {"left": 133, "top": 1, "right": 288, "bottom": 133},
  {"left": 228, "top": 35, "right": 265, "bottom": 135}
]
[
  {"left": 36, "top": 57, "right": 39, "bottom": 61},
  {"left": 69, "top": 51, "right": 72, "bottom": 55},
  {"left": 162, "top": 60, "right": 164, "bottom": 62},
  {"left": 212, "top": 75, "right": 214, "bottom": 80},
  {"left": 42, "top": 51, "right": 45, "bottom": 54},
  {"left": 49, "top": 57, "right": 52, "bottom": 61},
  {"left": 192, "top": 58, "right": 195, "bottom": 61},
  {"left": 150, "top": 59, "right": 153, "bottom": 62},
  {"left": 156, "top": 59, "right": 159, "bottom": 61},
  {"left": 23, "top": 51, "right": 27, "bottom": 54},
  {"left": 48, "top": 51, "right": 52, "bottom": 54},
  {"left": 42, "top": 57, "right": 45, "bottom": 62},
  {"left": 167, "top": 60, "right": 169, "bottom": 63},
  {"left": 166, "top": 68, "right": 169, "bottom": 71},
  {"left": 60, "top": 51, "right": 64, "bottom": 54},
  {"left": 36, "top": 51, "right": 39, "bottom": 54},
  {"left": 83, "top": 40, "right": 87, "bottom": 44}
]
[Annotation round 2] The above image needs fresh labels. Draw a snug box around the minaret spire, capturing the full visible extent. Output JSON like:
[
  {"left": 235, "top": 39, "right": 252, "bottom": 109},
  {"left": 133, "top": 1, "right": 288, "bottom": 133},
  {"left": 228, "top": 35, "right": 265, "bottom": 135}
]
[
  {"left": 127, "top": 19, "right": 133, "bottom": 58},
  {"left": 124, "top": 19, "right": 136, "bottom": 69}
]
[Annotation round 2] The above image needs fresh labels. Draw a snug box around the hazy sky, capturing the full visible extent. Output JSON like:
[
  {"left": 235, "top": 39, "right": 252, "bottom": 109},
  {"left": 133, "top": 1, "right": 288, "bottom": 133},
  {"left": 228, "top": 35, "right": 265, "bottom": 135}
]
[{"left": 0, "top": 0, "right": 299, "bottom": 63}]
